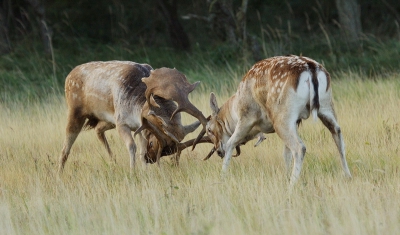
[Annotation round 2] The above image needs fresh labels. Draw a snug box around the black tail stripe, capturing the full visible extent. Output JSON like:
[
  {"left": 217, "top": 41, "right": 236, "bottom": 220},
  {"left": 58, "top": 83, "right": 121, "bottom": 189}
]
[{"left": 307, "top": 62, "right": 320, "bottom": 110}]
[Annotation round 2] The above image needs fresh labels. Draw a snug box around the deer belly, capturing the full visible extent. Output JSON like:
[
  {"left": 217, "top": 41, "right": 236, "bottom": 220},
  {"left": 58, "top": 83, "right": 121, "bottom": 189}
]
[
  {"left": 92, "top": 111, "right": 114, "bottom": 124},
  {"left": 82, "top": 93, "right": 116, "bottom": 124}
]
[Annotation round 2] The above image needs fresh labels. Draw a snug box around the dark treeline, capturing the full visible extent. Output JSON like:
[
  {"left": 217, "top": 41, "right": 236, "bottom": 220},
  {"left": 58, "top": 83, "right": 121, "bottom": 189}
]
[
  {"left": 0, "top": 0, "right": 399, "bottom": 101},
  {"left": 1, "top": 0, "right": 399, "bottom": 54}
]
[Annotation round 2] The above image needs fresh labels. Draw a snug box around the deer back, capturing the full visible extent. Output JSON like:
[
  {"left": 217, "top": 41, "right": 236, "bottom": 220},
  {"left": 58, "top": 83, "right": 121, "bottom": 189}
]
[
  {"left": 65, "top": 61, "right": 152, "bottom": 127},
  {"left": 239, "top": 55, "right": 331, "bottom": 121}
]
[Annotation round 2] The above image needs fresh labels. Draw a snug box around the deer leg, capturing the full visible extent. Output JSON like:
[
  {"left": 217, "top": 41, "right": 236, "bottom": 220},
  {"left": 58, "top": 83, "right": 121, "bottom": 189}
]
[
  {"left": 283, "top": 145, "right": 292, "bottom": 175},
  {"left": 136, "top": 133, "right": 148, "bottom": 166},
  {"left": 59, "top": 112, "right": 86, "bottom": 173},
  {"left": 116, "top": 124, "right": 137, "bottom": 168},
  {"left": 222, "top": 120, "right": 255, "bottom": 173},
  {"left": 318, "top": 111, "right": 352, "bottom": 178},
  {"left": 275, "top": 123, "right": 306, "bottom": 186},
  {"left": 95, "top": 121, "right": 115, "bottom": 162}
]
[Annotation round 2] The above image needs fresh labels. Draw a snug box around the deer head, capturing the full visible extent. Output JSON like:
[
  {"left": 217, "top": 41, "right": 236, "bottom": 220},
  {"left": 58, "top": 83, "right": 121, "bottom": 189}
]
[{"left": 135, "top": 68, "right": 210, "bottom": 164}]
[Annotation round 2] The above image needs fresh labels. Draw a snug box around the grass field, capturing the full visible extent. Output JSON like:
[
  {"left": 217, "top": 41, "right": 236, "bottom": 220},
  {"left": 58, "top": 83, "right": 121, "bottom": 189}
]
[{"left": 1, "top": 74, "right": 400, "bottom": 234}]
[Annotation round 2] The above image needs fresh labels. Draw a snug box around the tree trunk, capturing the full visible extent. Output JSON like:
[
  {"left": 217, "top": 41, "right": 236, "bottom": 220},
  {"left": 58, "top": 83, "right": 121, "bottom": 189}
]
[
  {"left": 207, "top": 0, "right": 261, "bottom": 61},
  {"left": 158, "top": 0, "right": 191, "bottom": 51},
  {"left": 0, "top": 1, "right": 11, "bottom": 54},
  {"left": 208, "top": 0, "right": 236, "bottom": 44},
  {"left": 26, "top": 0, "right": 52, "bottom": 54},
  {"left": 335, "top": 0, "right": 362, "bottom": 42}
]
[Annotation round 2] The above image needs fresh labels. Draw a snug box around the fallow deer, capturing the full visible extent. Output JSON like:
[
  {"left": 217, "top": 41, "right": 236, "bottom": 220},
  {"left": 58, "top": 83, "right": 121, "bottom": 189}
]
[
  {"left": 59, "top": 61, "right": 206, "bottom": 172},
  {"left": 198, "top": 55, "right": 352, "bottom": 185}
]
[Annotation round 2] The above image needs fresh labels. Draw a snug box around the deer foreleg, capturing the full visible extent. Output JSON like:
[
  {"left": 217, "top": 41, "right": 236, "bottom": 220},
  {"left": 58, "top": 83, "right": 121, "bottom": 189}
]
[
  {"left": 116, "top": 124, "right": 137, "bottom": 168},
  {"left": 283, "top": 145, "right": 292, "bottom": 175},
  {"left": 136, "top": 133, "right": 148, "bottom": 166},
  {"left": 275, "top": 122, "right": 306, "bottom": 186},
  {"left": 221, "top": 120, "right": 254, "bottom": 173}
]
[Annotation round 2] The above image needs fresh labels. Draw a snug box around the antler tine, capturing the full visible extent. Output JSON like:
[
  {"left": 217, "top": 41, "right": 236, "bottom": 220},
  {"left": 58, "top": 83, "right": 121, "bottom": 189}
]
[
  {"left": 136, "top": 118, "right": 169, "bottom": 148},
  {"left": 142, "top": 68, "right": 209, "bottom": 150},
  {"left": 135, "top": 118, "right": 170, "bottom": 164},
  {"left": 177, "top": 136, "right": 212, "bottom": 152},
  {"left": 174, "top": 99, "right": 208, "bottom": 150},
  {"left": 192, "top": 115, "right": 212, "bottom": 150},
  {"left": 203, "top": 147, "right": 215, "bottom": 161},
  {"left": 176, "top": 136, "right": 214, "bottom": 160},
  {"left": 203, "top": 145, "right": 242, "bottom": 161}
]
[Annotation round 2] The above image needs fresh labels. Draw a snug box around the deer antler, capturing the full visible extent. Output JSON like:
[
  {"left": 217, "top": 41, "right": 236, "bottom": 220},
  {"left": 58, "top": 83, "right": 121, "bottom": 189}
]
[
  {"left": 177, "top": 136, "right": 212, "bottom": 152},
  {"left": 203, "top": 146, "right": 242, "bottom": 161},
  {"left": 142, "top": 68, "right": 208, "bottom": 150}
]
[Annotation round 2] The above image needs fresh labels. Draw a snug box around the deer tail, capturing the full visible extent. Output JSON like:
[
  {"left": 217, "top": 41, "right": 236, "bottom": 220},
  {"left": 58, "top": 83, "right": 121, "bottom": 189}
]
[{"left": 309, "top": 63, "right": 320, "bottom": 120}]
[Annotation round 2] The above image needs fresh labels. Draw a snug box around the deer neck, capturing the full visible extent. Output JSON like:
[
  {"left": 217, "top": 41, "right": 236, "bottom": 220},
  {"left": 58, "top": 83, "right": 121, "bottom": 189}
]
[{"left": 218, "top": 95, "right": 239, "bottom": 137}]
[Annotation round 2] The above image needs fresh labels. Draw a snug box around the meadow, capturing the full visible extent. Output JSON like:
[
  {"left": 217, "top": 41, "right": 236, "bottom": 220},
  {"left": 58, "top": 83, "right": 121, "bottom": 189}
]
[{"left": 0, "top": 69, "right": 399, "bottom": 234}]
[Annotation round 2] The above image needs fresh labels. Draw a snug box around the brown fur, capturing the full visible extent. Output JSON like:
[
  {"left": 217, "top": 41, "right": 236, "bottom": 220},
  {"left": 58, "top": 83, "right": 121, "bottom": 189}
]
[
  {"left": 137, "top": 68, "right": 209, "bottom": 163},
  {"left": 59, "top": 61, "right": 203, "bottom": 171}
]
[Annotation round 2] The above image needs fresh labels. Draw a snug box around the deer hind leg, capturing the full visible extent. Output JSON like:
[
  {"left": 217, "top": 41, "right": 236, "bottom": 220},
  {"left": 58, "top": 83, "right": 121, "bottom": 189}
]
[
  {"left": 59, "top": 111, "right": 86, "bottom": 173},
  {"left": 275, "top": 123, "right": 306, "bottom": 186},
  {"left": 95, "top": 121, "right": 116, "bottom": 163},
  {"left": 318, "top": 110, "right": 352, "bottom": 178},
  {"left": 116, "top": 123, "right": 137, "bottom": 168}
]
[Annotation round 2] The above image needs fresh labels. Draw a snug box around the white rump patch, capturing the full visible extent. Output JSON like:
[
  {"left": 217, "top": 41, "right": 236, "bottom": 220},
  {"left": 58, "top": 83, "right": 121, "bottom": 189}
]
[
  {"left": 296, "top": 71, "right": 311, "bottom": 100},
  {"left": 295, "top": 71, "right": 314, "bottom": 119},
  {"left": 317, "top": 70, "right": 329, "bottom": 100}
]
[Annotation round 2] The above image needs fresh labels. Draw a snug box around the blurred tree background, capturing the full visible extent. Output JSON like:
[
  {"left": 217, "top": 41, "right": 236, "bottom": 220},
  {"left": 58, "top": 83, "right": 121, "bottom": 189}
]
[{"left": 0, "top": 0, "right": 399, "bottom": 99}]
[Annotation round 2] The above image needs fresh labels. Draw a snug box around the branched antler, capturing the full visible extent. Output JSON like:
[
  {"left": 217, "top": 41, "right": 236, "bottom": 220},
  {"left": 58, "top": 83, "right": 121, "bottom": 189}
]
[
  {"left": 142, "top": 68, "right": 208, "bottom": 150},
  {"left": 134, "top": 68, "right": 209, "bottom": 164}
]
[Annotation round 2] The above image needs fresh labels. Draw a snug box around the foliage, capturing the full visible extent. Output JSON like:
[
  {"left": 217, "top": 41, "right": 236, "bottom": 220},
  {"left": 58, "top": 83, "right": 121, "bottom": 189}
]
[
  {"left": 1, "top": 0, "right": 400, "bottom": 100},
  {"left": 1, "top": 33, "right": 399, "bottom": 102}
]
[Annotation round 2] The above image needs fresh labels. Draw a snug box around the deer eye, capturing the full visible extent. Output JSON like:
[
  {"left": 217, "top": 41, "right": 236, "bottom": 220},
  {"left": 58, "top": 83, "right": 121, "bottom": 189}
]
[
  {"left": 149, "top": 142, "right": 153, "bottom": 148},
  {"left": 208, "top": 128, "right": 213, "bottom": 135}
]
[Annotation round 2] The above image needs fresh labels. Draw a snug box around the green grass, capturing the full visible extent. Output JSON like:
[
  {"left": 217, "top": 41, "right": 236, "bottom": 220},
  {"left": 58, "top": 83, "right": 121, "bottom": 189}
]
[{"left": 1, "top": 35, "right": 400, "bottom": 102}]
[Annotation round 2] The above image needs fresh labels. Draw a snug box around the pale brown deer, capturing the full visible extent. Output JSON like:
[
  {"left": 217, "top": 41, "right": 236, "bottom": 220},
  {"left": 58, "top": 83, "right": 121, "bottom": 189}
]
[
  {"left": 198, "top": 55, "right": 352, "bottom": 185},
  {"left": 59, "top": 62, "right": 206, "bottom": 172}
]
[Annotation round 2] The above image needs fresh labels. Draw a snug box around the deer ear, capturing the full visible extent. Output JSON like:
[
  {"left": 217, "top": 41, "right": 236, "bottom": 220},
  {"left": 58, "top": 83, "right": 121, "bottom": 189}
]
[{"left": 210, "top": 92, "right": 219, "bottom": 116}]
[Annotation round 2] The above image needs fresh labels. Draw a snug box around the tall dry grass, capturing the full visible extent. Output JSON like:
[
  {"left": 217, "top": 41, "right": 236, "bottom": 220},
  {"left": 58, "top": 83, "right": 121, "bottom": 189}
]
[{"left": 0, "top": 75, "right": 399, "bottom": 234}]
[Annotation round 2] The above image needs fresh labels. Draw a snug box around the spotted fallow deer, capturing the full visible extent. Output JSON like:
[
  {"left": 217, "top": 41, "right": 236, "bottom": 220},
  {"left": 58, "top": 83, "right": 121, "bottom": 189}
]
[
  {"left": 199, "top": 55, "right": 352, "bottom": 185},
  {"left": 59, "top": 61, "right": 205, "bottom": 172}
]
